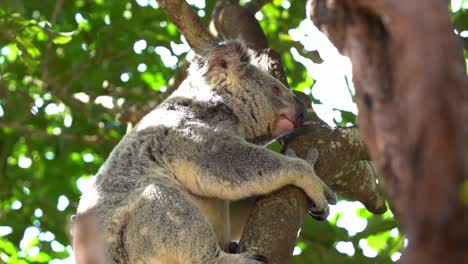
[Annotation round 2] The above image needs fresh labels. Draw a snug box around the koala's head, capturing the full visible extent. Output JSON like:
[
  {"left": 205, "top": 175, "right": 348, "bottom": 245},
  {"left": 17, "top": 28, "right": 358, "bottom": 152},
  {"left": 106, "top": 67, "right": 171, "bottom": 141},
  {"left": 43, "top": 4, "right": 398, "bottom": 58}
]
[{"left": 188, "top": 41, "right": 306, "bottom": 143}]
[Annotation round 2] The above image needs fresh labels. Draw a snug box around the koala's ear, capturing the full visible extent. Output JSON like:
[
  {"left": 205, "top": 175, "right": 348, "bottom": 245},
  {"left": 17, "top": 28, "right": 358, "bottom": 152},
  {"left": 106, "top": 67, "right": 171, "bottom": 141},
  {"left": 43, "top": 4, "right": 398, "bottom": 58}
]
[
  {"left": 192, "top": 41, "right": 250, "bottom": 86},
  {"left": 207, "top": 41, "right": 250, "bottom": 70}
]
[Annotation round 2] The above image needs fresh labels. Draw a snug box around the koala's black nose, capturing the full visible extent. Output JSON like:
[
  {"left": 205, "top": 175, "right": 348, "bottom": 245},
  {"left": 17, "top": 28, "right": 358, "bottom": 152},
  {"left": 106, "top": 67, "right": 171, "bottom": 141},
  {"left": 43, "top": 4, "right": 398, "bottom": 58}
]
[{"left": 294, "top": 96, "right": 307, "bottom": 125}]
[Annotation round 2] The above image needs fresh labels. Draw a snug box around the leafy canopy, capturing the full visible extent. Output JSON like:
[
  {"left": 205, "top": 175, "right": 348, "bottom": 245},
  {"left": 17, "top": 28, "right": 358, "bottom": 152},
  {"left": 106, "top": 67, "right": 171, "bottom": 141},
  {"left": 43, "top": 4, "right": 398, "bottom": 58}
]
[{"left": 1, "top": 0, "right": 466, "bottom": 263}]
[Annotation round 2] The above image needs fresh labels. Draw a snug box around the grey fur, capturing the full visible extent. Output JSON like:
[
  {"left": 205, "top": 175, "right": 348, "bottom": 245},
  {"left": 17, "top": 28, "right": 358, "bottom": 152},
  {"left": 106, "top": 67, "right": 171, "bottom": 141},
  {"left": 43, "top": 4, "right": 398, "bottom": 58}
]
[{"left": 77, "top": 41, "right": 335, "bottom": 264}]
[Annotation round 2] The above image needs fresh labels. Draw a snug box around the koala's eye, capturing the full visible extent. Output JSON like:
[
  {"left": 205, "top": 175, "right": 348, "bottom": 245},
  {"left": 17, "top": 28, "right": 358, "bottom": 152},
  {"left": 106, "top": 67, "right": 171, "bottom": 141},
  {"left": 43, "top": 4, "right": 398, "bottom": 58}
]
[{"left": 272, "top": 85, "right": 281, "bottom": 96}]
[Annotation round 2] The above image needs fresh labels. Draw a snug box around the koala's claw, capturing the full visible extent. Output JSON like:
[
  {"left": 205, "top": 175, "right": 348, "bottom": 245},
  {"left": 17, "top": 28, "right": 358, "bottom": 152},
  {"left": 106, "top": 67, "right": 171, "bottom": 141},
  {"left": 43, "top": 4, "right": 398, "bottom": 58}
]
[
  {"left": 324, "top": 185, "right": 337, "bottom": 205},
  {"left": 308, "top": 199, "right": 329, "bottom": 221},
  {"left": 308, "top": 184, "right": 336, "bottom": 220}
]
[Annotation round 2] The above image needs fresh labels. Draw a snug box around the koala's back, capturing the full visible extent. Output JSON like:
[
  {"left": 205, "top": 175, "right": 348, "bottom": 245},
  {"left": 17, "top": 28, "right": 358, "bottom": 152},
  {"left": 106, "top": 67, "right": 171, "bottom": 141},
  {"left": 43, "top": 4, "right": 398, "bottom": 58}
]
[{"left": 77, "top": 97, "right": 241, "bottom": 263}]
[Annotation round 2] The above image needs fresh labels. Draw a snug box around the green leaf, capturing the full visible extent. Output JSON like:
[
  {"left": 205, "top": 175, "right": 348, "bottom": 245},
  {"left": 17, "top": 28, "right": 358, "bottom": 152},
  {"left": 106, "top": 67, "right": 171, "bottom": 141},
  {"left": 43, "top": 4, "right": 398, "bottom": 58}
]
[
  {"left": 266, "top": 140, "right": 282, "bottom": 152},
  {"left": 51, "top": 30, "right": 78, "bottom": 44},
  {"left": 0, "top": 237, "right": 18, "bottom": 255},
  {"left": 52, "top": 35, "right": 73, "bottom": 44},
  {"left": 4, "top": 44, "right": 19, "bottom": 61}
]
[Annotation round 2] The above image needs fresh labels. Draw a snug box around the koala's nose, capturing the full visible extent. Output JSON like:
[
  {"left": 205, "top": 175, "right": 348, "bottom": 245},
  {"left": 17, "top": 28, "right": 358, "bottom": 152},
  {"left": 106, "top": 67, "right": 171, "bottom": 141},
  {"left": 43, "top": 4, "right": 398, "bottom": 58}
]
[{"left": 294, "top": 96, "right": 307, "bottom": 125}]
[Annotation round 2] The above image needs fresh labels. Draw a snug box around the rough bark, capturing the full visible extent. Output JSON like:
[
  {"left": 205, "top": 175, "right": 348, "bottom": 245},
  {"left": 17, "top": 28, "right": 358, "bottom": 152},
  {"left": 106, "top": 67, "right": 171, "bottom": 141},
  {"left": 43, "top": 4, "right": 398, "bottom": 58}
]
[
  {"left": 156, "top": 0, "right": 386, "bottom": 263},
  {"left": 308, "top": 0, "right": 468, "bottom": 263}
]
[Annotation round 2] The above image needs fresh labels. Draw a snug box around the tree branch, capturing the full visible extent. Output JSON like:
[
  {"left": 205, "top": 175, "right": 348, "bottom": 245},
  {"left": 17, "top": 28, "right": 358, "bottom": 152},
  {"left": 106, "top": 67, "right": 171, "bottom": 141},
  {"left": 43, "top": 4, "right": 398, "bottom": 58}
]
[
  {"left": 283, "top": 104, "right": 385, "bottom": 213},
  {"left": 157, "top": 0, "right": 215, "bottom": 52}
]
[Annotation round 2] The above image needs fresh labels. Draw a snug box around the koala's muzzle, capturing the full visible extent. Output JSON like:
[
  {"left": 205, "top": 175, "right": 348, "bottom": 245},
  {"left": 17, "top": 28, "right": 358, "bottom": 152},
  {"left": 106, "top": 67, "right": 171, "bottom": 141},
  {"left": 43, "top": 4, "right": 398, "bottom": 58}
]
[
  {"left": 293, "top": 95, "right": 306, "bottom": 127},
  {"left": 273, "top": 95, "right": 307, "bottom": 136}
]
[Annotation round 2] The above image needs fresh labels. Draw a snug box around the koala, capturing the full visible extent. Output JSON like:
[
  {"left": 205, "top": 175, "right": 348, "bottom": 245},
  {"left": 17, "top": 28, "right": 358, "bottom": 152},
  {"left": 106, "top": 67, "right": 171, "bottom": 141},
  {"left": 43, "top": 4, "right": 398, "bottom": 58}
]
[{"left": 76, "top": 41, "right": 336, "bottom": 264}]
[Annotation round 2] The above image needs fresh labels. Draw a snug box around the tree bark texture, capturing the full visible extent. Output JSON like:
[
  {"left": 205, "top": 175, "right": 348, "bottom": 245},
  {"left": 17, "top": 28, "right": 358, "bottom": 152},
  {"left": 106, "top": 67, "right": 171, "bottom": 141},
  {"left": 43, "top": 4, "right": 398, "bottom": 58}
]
[
  {"left": 157, "top": 0, "right": 386, "bottom": 263},
  {"left": 308, "top": 0, "right": 468, "bottom": 263}
]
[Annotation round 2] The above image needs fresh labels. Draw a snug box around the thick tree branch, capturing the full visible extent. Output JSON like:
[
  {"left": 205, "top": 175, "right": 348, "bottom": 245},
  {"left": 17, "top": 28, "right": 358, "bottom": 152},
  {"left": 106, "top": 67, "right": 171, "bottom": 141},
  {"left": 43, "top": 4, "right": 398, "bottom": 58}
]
[
  {"left": 157, "top": 0, "right": 215, "bottom": 51},
  {"left": 209, "top": 0, "right": 268, "bottom": 51},
  {"left": 283, "top": 103, "right": 385, "bottom": 213},
  {"left": 308, "top": 0, "right": 468, "bottom": 262}
]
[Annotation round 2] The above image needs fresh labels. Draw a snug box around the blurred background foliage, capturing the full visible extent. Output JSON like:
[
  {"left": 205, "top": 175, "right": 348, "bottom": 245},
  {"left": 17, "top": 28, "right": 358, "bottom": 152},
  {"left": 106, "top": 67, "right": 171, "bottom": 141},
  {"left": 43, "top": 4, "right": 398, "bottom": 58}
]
[{"left": 0, "top": 0, "right": 466, "bottom": 263}]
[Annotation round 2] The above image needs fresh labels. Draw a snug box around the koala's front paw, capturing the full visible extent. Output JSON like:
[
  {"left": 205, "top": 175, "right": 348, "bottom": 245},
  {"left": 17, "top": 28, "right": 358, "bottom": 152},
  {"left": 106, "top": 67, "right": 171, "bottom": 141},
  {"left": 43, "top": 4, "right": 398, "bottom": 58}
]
[
  {"left": 286, "top": 147, "right": 336, "bottom": 221},
  {"left": 306, "top": 182, "right": 336, "bottom": 221},
  {"left": 308, "top": 200, "right": 329, "bottom": 221},
  {"left": 308, "top": 186, "right": 333, "bottom": 220},
  {"left": 304, "top": 148, "right": 336, "bottom": 220},
  {"left": 292, "top": 147, "right": 336, "bottom": 221}
]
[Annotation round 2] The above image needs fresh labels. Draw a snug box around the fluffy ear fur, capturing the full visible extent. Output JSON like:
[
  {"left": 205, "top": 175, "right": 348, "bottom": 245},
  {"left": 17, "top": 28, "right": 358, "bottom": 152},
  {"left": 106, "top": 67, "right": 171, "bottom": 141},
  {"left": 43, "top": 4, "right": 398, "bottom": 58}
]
[{"left": 190, "top": 41, "right": 251, "bottom": 86}]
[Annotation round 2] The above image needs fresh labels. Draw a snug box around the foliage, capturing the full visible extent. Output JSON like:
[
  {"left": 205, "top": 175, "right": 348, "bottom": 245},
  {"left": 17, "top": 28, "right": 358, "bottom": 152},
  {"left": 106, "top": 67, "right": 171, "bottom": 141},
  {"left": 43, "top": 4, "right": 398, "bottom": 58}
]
[{"left": 0, "top": 0, "right": 465, "bottom": 263}]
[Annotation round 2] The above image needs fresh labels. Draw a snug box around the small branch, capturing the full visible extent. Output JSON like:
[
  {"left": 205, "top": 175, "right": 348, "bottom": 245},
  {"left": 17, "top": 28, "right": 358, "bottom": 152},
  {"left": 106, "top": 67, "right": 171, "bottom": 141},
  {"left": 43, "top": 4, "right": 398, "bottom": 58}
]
[
  {"left": 41, "top": 0, "right": 64, "bottom": 86},
  {"left": 50, "top": 0, "right": 64, "bottom": 26},
  {"left": 46, "top": 80, "right": 104, "bottom": 127}
]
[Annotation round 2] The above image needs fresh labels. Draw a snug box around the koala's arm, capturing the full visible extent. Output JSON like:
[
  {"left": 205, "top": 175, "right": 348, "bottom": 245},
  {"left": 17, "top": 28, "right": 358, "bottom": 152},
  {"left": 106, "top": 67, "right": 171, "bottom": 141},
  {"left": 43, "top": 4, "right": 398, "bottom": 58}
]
[{"left": 167, "top": 133, "right": 335, "bottom": 212}]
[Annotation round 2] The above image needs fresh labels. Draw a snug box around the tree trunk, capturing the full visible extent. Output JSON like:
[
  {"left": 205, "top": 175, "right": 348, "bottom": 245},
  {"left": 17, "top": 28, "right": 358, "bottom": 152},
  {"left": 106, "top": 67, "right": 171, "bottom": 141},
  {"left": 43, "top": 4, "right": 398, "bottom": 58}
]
[{"left": 308, "top": 0, "right": 468, "bottom": 262}]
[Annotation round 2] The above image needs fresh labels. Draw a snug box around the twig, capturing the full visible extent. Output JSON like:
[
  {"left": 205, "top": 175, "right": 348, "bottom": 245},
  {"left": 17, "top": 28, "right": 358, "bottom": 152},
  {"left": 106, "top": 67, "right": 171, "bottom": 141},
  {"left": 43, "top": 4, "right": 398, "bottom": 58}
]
[{"left": 41, "top": 0, "right": 64, "bottom": 83}]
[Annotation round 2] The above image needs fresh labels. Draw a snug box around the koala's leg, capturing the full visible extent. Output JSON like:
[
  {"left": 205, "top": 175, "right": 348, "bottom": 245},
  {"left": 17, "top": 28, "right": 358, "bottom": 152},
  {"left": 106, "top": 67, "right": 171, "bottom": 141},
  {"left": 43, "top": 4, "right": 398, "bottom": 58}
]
[{"left": 124, "top": 183, "right": 267, "bottom": 264}]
